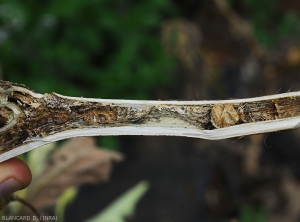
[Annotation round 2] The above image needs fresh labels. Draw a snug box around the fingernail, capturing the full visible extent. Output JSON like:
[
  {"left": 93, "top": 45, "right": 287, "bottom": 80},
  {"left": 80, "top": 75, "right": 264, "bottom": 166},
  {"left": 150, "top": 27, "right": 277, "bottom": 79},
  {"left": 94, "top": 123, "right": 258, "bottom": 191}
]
[{"left": 0, "top": 178, "right": 24, "bottom": 198}]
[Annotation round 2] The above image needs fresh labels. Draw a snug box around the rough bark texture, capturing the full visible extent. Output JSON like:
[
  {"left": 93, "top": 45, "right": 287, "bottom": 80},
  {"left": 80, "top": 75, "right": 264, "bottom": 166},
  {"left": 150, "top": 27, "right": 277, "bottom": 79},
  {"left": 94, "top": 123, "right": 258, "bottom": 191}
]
[{"left": 1, "top": 80, "right": 300, "bottom": 155}]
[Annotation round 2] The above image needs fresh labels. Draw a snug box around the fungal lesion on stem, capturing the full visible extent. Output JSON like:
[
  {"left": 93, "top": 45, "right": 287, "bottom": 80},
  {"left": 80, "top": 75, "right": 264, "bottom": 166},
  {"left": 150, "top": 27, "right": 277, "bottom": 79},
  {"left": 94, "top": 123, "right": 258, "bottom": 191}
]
[
  {"left": 0, "top": 106, "right": 14, "bottom": 128},
  {"left": 1, "top": 80, "right": 300, "bottom": 162}
]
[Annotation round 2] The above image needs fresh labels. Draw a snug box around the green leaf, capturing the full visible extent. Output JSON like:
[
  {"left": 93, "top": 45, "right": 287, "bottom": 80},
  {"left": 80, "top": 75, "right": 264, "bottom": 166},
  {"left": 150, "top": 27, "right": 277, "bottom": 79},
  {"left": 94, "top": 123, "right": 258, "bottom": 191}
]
[
  {"left": 86, "top": 181, "right": 149, "bottom": 222},
  {"left": 55, "top": 187, "right": 78, "bottom": 222}
]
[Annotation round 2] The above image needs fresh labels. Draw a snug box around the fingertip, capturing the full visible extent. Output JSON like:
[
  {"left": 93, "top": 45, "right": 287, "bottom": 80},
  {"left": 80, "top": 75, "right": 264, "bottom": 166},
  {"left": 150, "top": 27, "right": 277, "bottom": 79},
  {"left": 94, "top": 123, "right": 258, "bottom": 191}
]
[{"left": 0, "top": 158, "right": 32, "bottom": 188}]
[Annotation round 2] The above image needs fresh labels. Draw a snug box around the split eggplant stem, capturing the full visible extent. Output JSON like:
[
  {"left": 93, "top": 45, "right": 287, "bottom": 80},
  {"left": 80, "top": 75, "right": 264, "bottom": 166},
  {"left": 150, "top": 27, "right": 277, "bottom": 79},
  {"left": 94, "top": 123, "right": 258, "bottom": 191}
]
[{"left": 0, "top": 80, "right": 300, "bottom": 162}]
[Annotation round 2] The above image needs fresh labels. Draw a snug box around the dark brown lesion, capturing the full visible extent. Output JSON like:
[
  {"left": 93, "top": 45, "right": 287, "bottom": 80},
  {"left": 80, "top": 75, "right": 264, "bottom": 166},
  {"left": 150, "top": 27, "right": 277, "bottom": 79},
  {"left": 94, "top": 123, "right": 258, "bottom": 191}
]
[
  {"left": 0, "top": 89, "right": 157, "bottom": 153},
  {"left": 204, "top": 97, "right": 300, "bottom": 129},
  {"left": 273, "top": 96, "right": 300, "bottom": 119},
  {"left": 0, "top": 81, "right": 13, "bottom": 90},
  {"left": 8, "top": 91, "right": 34, "bottom": 107},
  {"left": 0, "top": 107, "right": 13, "bottom": 128},
  {"left": 2, "top": 80, "right": 300, "bottom": 153},
  {"left": 0, "top": 118, "right": 28, "bottom": 154},
  {"left": 236, "top": 100, "right": 278, "bottom": 123},
  {"left": 235, "top": 97, "right": 300, "bottom": 125},
  {"left": 75, "top": 105, "right": 117, "bottom": 124}
]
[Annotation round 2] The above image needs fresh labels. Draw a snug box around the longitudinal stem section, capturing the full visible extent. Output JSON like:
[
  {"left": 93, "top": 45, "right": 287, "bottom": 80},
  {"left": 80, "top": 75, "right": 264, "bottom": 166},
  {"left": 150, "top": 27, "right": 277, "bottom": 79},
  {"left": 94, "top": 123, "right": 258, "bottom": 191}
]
[{"left": 1, "top": 80, "right": 300, "bottom": 162}]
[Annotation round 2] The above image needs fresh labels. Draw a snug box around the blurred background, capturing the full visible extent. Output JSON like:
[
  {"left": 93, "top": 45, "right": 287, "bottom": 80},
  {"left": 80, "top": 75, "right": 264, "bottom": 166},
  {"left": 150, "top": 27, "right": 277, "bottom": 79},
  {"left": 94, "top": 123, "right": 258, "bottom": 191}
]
[{"left": 1, "top": 0, "right": 300, "bottom": 221}]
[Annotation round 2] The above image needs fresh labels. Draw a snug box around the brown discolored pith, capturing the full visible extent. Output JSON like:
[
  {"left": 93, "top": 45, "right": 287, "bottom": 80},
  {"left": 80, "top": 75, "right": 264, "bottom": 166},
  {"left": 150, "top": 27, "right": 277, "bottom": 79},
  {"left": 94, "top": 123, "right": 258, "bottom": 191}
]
[
  {"left": 1, "top": 80, "right": 300, "bottom": 154},
  {"left": 211, "top": 104, "right": 239, "bottom": 128},
  {"left": 0, "top": 107, "right": 13, "bottom": 127}
]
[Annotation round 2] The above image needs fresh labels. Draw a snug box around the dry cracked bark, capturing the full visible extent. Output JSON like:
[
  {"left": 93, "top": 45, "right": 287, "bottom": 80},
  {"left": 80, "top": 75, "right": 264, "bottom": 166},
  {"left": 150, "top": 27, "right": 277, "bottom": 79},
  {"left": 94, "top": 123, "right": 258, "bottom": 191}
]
[{"left": 0, "top": 80, "right": 300, "bottom": 162}]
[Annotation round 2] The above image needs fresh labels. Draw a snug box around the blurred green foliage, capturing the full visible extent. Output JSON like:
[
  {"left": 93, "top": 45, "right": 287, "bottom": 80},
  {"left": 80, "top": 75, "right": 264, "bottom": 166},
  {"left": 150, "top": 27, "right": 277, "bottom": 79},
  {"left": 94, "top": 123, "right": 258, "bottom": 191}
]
[
  {"left": 227, "top": 0, "right": 300, "bottom": 49},
  {"left": 245, "top": 0, "right": 300, "bottom": 49},
  {"left": 239, "top": 205, "right": 266, "bottom": 222},
  {"left": 0, "top": 0, "right": 176, "bottom": 151},
  {"left": 0, "top": 0, "right": 176, "bottom": 99}
]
